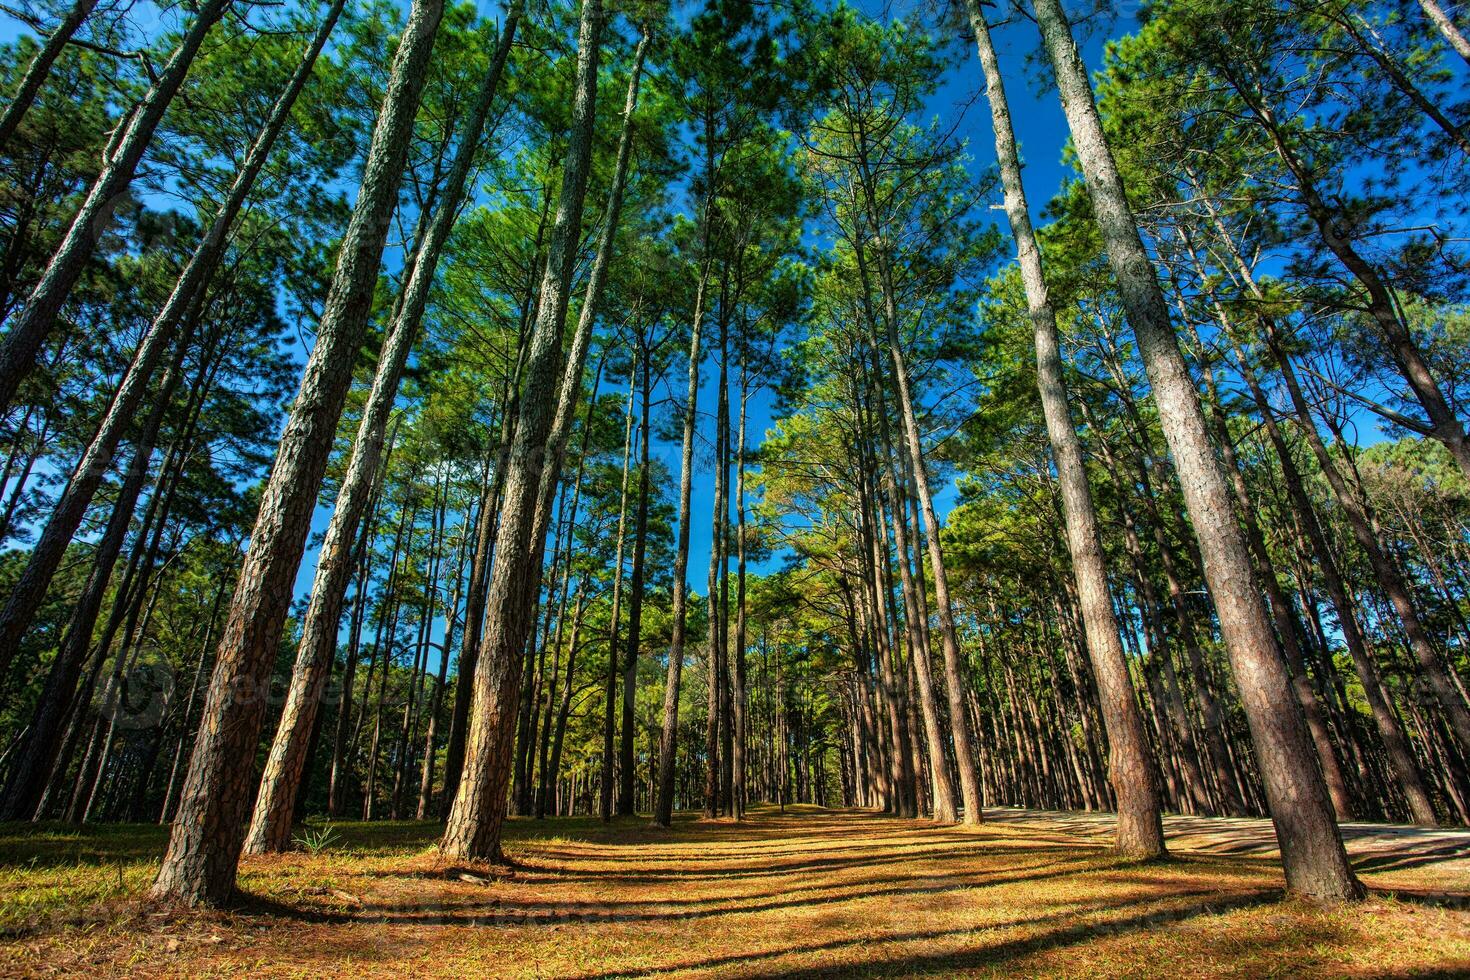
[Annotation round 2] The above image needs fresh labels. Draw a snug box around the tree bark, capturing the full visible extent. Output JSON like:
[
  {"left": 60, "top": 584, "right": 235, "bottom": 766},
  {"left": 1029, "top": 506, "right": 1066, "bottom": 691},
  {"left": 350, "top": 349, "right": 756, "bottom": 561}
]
[
  {"left": 0, "top": 0, "right": 234, "bottom": 413},
  {"left": 1415, "top": 0, "right": 1470, "bottom": 67},
  {"left": 150, "top": 0, "right": 444, "bottom": 906},
  {"left": 1031, "top": 0, "right": 1360, "bottom": 900},
  {"left": 0, "top": 0, "right": 99, "bottom": 153},
  {"left": 965, "top": 0, "right": 1164, "bottom": 856},
  {"left": 0, "top": 0, "right": 345, "bottom": 679},
  {"left": 439, "top": 0, "right": 603, "bottom": 862},
  {"left": 243, "top": 3, "right": 515, "bottom": 855}
]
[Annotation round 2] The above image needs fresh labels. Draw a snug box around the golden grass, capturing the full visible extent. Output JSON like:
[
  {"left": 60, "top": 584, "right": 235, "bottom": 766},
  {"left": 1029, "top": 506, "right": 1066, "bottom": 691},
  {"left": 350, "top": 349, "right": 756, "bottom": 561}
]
[{"left": 2, "top": 805, "right": 1468, "bottom": 978}]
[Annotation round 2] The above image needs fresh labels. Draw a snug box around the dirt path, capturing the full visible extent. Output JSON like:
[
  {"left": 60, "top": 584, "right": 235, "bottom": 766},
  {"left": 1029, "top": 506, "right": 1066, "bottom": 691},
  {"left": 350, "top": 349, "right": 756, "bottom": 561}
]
[
  {"left": 4, "top": 806, "right": 1469, "bottom": 977},
  {"left": 984, "top": 806, "right": 1470, "bottom": 874}
]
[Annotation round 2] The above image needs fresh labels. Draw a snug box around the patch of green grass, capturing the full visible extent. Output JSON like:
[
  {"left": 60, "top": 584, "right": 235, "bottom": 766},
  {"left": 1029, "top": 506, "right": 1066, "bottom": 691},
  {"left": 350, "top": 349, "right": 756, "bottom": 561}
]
[{"left": 0, "top": 821, "right": 168, "bottom": 868}]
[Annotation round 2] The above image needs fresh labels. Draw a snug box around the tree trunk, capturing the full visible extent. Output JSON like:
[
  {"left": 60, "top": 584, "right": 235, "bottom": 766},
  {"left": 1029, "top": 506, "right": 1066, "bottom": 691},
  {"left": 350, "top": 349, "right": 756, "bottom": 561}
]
[
  {"left": 619, "top": 346, "right": 653, "bottom": 816},
  {"left": 441, "top": 440, "right": 505, "bottom": 814},
  {"left": 0, "top": 0, "right": 234, "bottom": 413},
  {"left": 653, "top": 265, "right": 706, "bottom": 829},
  {"left": 0, "top": 0, "right": 99, "bottom": 152},
  {"left": 439, "top": 0, "right": 603, "bottom": 862},
  {"left": 1202, "top": 201, "right": 1440, "bottom": 826},
  {"left": 150, "top": 0, "right": 444, "bottom": 906},
  {"left": 601, "top": 371, "right": 637, "bottom": 821},
  {"left": 1031, "top": 0, "right": 1360, "bottom": 901},
  {"left": 161, "top": 581, "right": 228, "bottom": 824},
  {"left": 967, "top": 0, "right": 1165, "bottom": 846},
  {"left": 703, "top": 312, "right": 729, "bottom": 819},
  {"left": 243, "top": 4, "right": 514, "bottom": 855},
  {"left": 536, "top": 362, "right": 601, "bottom": 820},
  {"left": 1415, "top": 0, "right": 1470, "bottom": 66},
  {"left": 732, "top": 361, "right": 749, "bottom": 818},
  {"left": 862, "top": 342, "right": 957, "bottom": 823},
  {"left": 545, "top": 587, "right": 587, "bottom": 814},
  {"left": 858, "top": 454, "right": 917, "bottom": 818},
  {"left": 1172, "top": 234, "right": 1355, "bottom": 821}
]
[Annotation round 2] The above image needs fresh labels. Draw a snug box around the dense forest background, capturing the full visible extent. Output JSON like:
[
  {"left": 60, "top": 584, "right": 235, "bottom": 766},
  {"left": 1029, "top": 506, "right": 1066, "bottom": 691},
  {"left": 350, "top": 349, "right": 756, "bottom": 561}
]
[{"left": 0, "top": 0, "right": 1466, "bottom": 908}]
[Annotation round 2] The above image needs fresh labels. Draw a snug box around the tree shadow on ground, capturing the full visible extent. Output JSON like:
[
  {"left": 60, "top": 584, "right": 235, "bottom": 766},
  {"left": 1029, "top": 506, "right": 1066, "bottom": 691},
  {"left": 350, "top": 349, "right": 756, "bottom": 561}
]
[
  {"left": 560, "top": 890, "right": 1282, "bottom": 980},
  {"left": 337, "top": 859, "right": 1109, "bottom": 925}
]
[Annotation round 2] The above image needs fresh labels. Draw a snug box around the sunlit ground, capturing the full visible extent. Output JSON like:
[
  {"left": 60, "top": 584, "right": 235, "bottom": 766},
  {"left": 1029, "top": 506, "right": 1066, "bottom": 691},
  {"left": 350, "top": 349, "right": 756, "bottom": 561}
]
[{"left": 2, "top": 805, "right": 1468, "bottom": 977}]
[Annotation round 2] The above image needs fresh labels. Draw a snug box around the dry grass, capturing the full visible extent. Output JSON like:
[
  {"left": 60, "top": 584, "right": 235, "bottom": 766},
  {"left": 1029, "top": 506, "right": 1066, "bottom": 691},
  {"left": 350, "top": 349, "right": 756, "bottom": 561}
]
[{"left": 2, "top": 805, "right": 1468, "bottom": 978}]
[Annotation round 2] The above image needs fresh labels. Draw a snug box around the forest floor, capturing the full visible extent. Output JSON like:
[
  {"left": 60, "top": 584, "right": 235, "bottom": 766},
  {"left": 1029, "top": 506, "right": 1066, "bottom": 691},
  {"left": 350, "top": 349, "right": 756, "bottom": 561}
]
[{"left": 1, "top": 805, "right": 1468, "bottom": 978}]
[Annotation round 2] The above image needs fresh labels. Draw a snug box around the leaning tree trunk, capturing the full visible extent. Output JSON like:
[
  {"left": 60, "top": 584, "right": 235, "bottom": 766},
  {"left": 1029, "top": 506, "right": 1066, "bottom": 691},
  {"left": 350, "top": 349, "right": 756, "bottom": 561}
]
[
  {"left": 1030, "top": 0, "right": 1361, "bottom": 901},
  {"left": 149, "top": 0, "right": 444, "bottom": 907},
  {"left": 1415, "top": 0, "right": 1470, "bottom": 66},
  {"left": 544, "top": 586, "right": 587, "bottom": 813},
  {"left": 42, "top": 395, "right": 199, "bottom": 820},
  {"left": 964, "top": 0, "right": 1164, "bottom": 858},
  {"left": 0, "top": 338, "right": 190, "bottom": 821},
  {"left": 528, "top": 26, "right": 649, "bottom": 553},
  {"left": 1196, "top": 195, "right": 1442, "bottom": 825},
  {"left": 0, "top": 0, "right": 99, "bottom": 152},
  {"left": 0, "top": 0, "right": 347, "bottom": 682},
  {"left": 0, "top": 0, "right": 233, "bottom": 414},
  {"left": 242, "top": 4, "right": 516, "bottom": 856},
  {"left": 439, "top": 0, "right": 603, "bottom": 863},
  {"left": 1168, "top": 233, "right": 1355, "bottom": 821},
  {"left": 1227, "top": 326, "right": 1438, "bottom": 826},
  {"left": 1221, "top": 65, "right": 1470, "bottom": 486}
]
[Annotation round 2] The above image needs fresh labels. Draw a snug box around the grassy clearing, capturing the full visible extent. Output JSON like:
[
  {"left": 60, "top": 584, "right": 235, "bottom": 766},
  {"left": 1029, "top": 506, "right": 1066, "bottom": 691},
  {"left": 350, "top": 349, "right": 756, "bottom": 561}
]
[{"left": 1, "top": 806, "right": 1467, "bottom": 978}]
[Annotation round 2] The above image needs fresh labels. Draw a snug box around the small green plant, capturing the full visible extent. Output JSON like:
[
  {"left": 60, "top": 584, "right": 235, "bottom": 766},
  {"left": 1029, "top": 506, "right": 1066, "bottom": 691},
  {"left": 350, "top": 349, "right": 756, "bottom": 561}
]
[{"left": 292, "top": 823, "right": 340, "bottom": 856}]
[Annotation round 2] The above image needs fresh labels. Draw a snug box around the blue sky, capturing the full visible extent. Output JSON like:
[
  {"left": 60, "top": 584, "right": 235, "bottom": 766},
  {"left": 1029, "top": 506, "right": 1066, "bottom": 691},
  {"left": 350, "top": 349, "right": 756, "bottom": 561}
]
[
  {"left": 669, "top": 0, "right": 1119, "bottom": 589},
  {"left": 0, "top": 0, "right": 1125, "bottom": 646}
]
